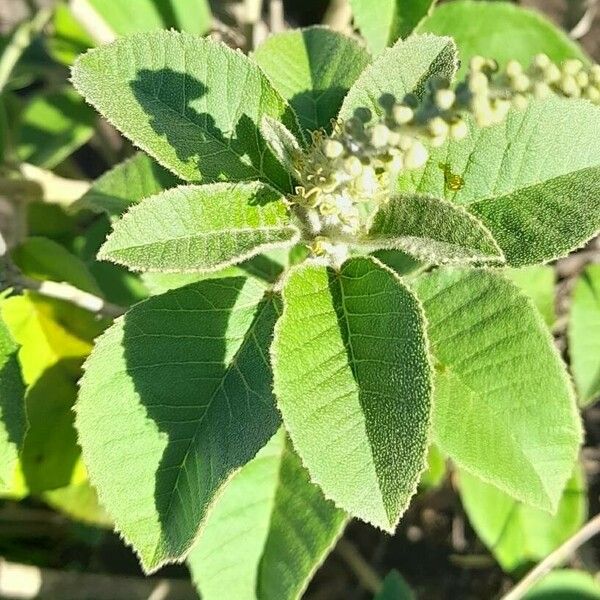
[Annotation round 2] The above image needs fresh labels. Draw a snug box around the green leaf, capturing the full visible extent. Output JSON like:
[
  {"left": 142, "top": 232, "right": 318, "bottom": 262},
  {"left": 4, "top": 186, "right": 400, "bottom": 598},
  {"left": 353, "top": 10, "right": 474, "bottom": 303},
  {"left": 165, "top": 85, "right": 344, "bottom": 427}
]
[
  {"left": 419, "top": 0, "right": 588, "bottom": 78},
  {"left": 459, "top": 467, "right": 586, "bottom": 572},
  {"left": 260, "top": 116, "right": 303, "bottom": 178},
  {"left": 365, "top": 193, "right": 503, "bottom": 264},
  {"left": 84, "top": 0, "right": 212, "bottom": 38},
  {"left": 523, "top": 570, "right": 600, "bottom": 600},
  {"left": 17, "top": 88, "right": 96, "bottom": 168},
  {"left": 253, "top": 27, "right": 371, "bottom": 134},
  {"left": 569, "top": 264, "right": 600, "bottom": 407},
  {"left": 1, "top": 294, "right": 97, "bottom": 493},
  {"left": 0, "top": 316, "right": 26, "bottom": 493},
  {"left": 77, "top": 152, "right": 181, "bottom": 218},
  {"left": 12, "top": 237, "right": 102, "bottom": 295},
  {"left": 339, "top": 34, "right": 457, "bottom": 120},
  {"left": 412, "top": 268, "right": 581, "bottom": 512},
  {"left": 506, "top": 266, "right": 555, "bottom": 328},
  {"left": 76, "top": 277, "right": 282, "bottom": 571},
  {"left": 71, "top": 31, "right": 297, "bottom": 190},
  {"left": 188, "top": 428, "right": 347, "bottom": 600},
  {"left": 401, "top": 97, "right": 600, "bottom": 266},
  {"left": 99, "top": 182, "right": 300, "bottom": 273},
  {"left": 47, "top": 3, "right": 94, "bottom": 66},
  {"left": 375, "top": 570, "right": 415, "bottom": 600},
  {"left": 350, "top": 0, "right": 437, "bottom": 55},
  {"left": 272, "top": 257, "right": 432, "bottom": 531}
]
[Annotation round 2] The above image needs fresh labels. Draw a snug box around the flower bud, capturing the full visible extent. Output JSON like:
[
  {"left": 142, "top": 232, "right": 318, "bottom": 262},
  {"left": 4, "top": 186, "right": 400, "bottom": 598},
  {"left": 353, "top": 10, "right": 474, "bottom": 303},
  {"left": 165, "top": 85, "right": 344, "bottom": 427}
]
[
  {"left": 591, "top": 65, "right": 600, "bottom": 84},
  {"left": 533, "top": 82, "right": 551, "bottom": 100},
  {"left": 435, "top": 89, "right": 456, "bottom": 111},
  {"left": 370, "top": 123, "right": 390, "bottom": 148},
  {"left": 506, "top": 60, "right": 523, "bottom": 78},
  {"left": 323, "top": 139, "right": 344, "bottom": 159},
  {"left": 449, "top": 119, "right": 468, "bottom": 140},
  {"left": 470, "top": 55, "right": 487, "bottom": 72},
  {"left": 584, "top": 85, "right": 600, "bottom": 103},
  {"left": 575, "top": 71, "right": 589, "bottom": 88},
  {"left": 560, "top": 74, "right": 581, "bottom": 97},
  {"left": 428, "top": 116, "right": 449, "bottom": 138},
  {"left": 563, "top": 59, "right": 583, "bottom": 76},
  {"left": 392, "top": 104, "right": 414, "bottom": 125},
  {"left": 468, "top": 72, "right": 489, "bottom": 94},
  {"left": 404, "top": 141, "right": 428, "bottom": 169},
  {"left": 543, "top": 63, "right": 561, "bottom": 84},
  {"left": 511, "top": 74, "right": 531, "bottom": 93},
  {"left": 344, "top": 156, "right": 363, "bottom": 177},
  {"left": 533, "top": 53, "right": 551, "bottom": 70}
]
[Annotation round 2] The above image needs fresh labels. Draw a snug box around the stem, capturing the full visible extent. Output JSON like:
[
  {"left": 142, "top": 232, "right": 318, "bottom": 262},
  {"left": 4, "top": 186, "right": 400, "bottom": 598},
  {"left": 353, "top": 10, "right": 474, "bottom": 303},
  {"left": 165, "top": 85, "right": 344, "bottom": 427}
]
[
  {"left": 14, "top": 275, "right": 124, "bottom": 318},
  {"left": 269, "top": 0, "right": 284, "bottom": 33},
  {"left": 501, "top": 513, "right": 600, "bottom": 600},
  {"left": 243, "top": 0, "right": 264, "bottom": 51},
  {"left": 0, "top": 7, "right": 53, "bottom": 94},
  {"left": 336, "top": 538, "right": 382, "bottom": 594},
  {"left": 322, "top": 0, "right": 352, "bottom": 32}
]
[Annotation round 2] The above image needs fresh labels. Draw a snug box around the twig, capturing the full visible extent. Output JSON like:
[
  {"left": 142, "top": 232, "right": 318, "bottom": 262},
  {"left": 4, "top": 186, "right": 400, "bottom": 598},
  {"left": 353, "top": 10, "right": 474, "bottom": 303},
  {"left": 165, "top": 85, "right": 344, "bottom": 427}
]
[
  {"left": 570, "top": 0, "right": 599, "bottom": 39},
  {"left": 501, "top": 513, "right": 600, "bottom": 600},
  {"left": 0, "top": 558, "right": 197, "bottom": 600},
  {"left": 0, "top": 7, "right": 53, "bottom": 94},
  {"left": 322, "top": 0, "right": 353, "bottom": 32},
  {"left": 242, "top": 0, "right": 264, "bottom": 50},
  {"left": 269, "top": 0, "right": 285, "bottom": 33},
  {"left": 14, "top": 275, "right": 124, "bottom": 318},
  {"left": 336, "top": 538, "right": 382, "bottom": 594}
]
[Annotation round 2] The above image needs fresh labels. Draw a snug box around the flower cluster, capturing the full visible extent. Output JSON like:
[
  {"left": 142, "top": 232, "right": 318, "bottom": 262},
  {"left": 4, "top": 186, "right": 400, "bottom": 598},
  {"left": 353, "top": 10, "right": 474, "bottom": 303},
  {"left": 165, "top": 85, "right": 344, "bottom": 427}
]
[{"left": 289, "top": 54, "right": 600, "bottom": 261}]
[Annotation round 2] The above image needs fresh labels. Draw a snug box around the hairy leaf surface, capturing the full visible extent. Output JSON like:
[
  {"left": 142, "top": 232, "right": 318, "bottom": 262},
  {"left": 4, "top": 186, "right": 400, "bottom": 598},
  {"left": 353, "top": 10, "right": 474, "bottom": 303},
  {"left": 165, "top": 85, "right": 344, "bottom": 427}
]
[
  {"left": 99, "top": 182, "right": 299, "bottom": 273},
  {"left": 188, "top": 428, "right": 347, "bottom": 600},
  {"left": 400, "top": 98, "right": 600, "bottom": 266},
  {"left": 272, "top": 257, "right": 432, "bottom": 531},
  {"left": 77, "top": 152, "right": 181, "bottom": 218},
  {"left": 339, "top": 34, "right": 457, "bottom": 120},
  {"left": 76, "top": 277, "right": 281, "bottom": 571},
  {"left": 72, "top": 31, "right": 297, "bottom": 190},
  {"left": 569, "top": 265, "right": 600, "bottom": 407},
  {"left": 413, "top": 268, "right": 581, "bottom": 511},
  {"left": 254, "top": 27, "right": 371, "bottom": 134},
  {"left": 459, "top": 467, "right": 585, "bottom": 572},
  {"left": 365, "top": 193, "right": 503, "bottom": 264}
]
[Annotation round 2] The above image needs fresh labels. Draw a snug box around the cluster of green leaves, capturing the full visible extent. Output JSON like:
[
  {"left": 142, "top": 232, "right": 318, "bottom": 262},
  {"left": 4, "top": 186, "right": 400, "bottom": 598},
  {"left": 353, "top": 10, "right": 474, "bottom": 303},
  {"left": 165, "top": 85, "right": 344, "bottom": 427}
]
[{"left": 1, "top": 1, "right": 600, "bottom": 598}]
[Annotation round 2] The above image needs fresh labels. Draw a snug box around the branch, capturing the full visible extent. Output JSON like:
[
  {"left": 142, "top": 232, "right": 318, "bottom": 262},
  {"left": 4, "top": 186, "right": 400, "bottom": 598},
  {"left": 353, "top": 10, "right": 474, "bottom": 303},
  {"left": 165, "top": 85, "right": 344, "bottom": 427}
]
[
  {"left": 14, "top": 275, "right": 124, "bottom": 319},
  {"left": 501, "top": 513, "right": 600, "bottom": 600},
  {"left": 0, "top": 558, "right": 197, "bottom": 600}
]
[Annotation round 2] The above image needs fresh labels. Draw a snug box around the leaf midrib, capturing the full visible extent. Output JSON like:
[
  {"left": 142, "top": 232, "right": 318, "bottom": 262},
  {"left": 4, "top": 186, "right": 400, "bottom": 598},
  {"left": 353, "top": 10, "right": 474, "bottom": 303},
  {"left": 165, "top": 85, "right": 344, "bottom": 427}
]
[{"left": 152, "top": 295, "right": 274, "bottom": 561}]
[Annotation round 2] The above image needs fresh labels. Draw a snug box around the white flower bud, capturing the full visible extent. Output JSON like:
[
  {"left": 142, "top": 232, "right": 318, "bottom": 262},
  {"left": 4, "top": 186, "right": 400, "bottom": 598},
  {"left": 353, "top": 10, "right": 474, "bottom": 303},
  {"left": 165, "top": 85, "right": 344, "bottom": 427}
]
[
  {"left": 428, "top": 116, "right": 449, "bottom": 138},
  {"left": 575, "top": 71, "right": 589, "bottom": 88},
  {"left": 344, "top": 156, "right": 363, "bottom": 177},
  {"left": 449, "top": 119, "right": 468, "bottom": 140},
  {"left": 468, "top": 72, "right": 489, "bottom": 94},
  {"left": 370, "top": 123, "right": 390, "bottom": 148},
  {"left": 404, "top": 141, "right": 428, "bottom": 169},
  {"left": 430, "top": 135, "right": 446, "bottom": 148},
  {"left": 533, "top": 53, "right": 551, "bottom": 70},
  {"left": 511, "top": 73, "right": 530, "bottom": 93},
  {"left": 392, "top": 104, "right": 414, "bottom": 125},
  {"left": 435, "top": 89, "right": 456, "bottom": 111},
  {"left": 591, "top": 65, "right": 600, "bottom": 84},
  {"left": 560, "top": 74, "right": 581, "bottom": 97},
  {"left": 584, "top": 85, "right": 600, "bottom": 103},
  {"left": 563, "top": 59, "right": 583, "bottom": 76},
  {"left": 544, "top": 63, "right": 561, "bottom": 84},
  {"left": 323, "top": 139, "right": 344, "bottom": 159},
  {"left": 506, "top": 60, "right": 523, "bottom": 78},
  {"left": 470, "top": 56, "right": 487, "bottom": 72}
]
